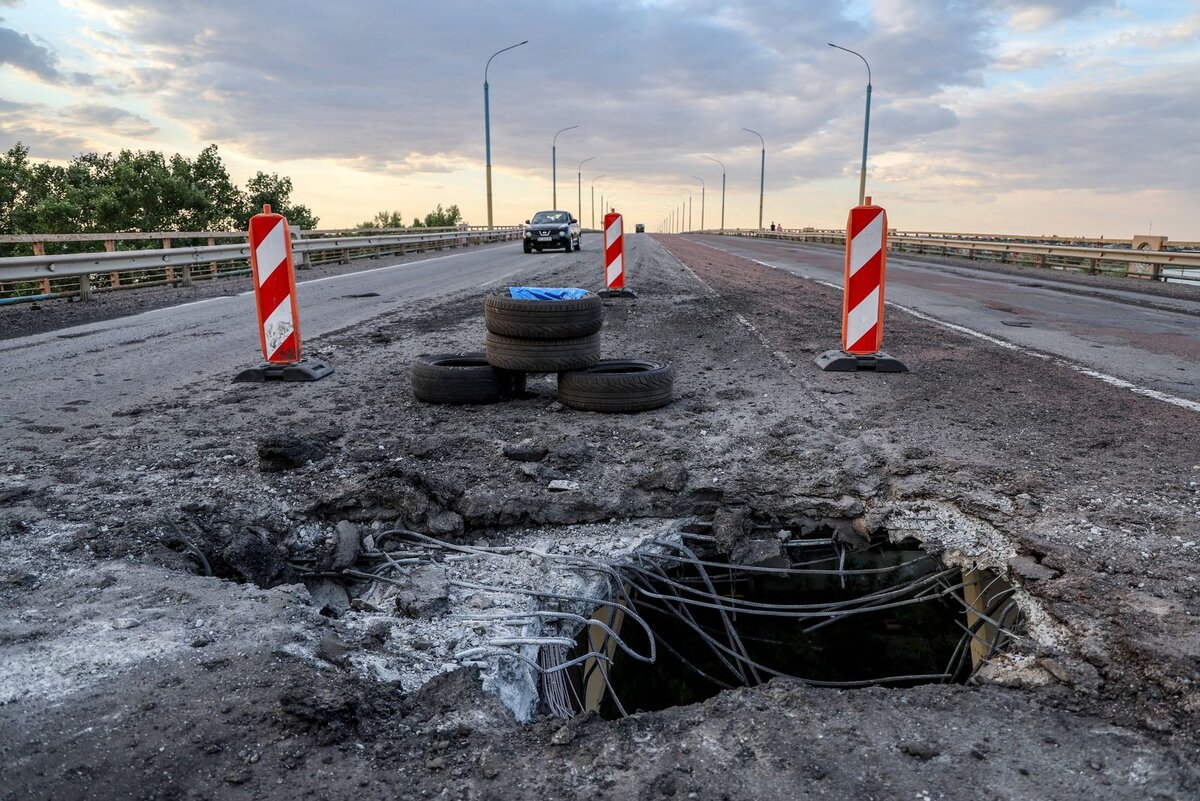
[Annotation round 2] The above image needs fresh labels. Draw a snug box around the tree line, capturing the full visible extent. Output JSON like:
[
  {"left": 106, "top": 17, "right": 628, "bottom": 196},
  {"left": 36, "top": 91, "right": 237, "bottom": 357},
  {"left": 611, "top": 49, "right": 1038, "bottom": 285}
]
[
  {"left": 0, "top": 142, "right": 468, "bottom": 258},
  {"left": 354, "top": 204, "right": 463, "bottom": 230},
  {"left": 0, "top": 143, "right": 320, "bottom": 256}
]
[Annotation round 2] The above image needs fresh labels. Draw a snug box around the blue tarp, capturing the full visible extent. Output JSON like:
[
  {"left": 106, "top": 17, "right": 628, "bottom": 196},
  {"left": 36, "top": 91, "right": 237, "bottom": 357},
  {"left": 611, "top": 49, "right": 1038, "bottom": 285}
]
[{"left": 509, "top": 287, "right": 589, "bottom": 300}]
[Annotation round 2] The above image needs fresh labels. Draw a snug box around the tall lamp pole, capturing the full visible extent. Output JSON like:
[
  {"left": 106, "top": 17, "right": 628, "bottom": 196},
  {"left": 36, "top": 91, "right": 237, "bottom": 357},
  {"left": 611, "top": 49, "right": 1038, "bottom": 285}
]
[
  {"left": 829, "top": 43, "right": 872, "bottom": 205},
  {"left": 590, "top": 174, "right": 606, "bottom": 229},
  {"left": 690, "top": 176, "right": 705, "bottom": 230},
  {"left": 706, "top": 156, "right": 726, "bottom": 230},
  {"left": 552, "top": 125, "right": 578, "bottom": 208},
  {"left": 576, "top": 156, "right": 594, "bottom": 224},
  {"left": 743, "top": 127, "right": 765, "bottom": 230},
  {"left": 484, "top": 40, "right": 528, "bottom": 230},
  {"left": 682, "top": 188, "right": 692, "bottom": 232}
]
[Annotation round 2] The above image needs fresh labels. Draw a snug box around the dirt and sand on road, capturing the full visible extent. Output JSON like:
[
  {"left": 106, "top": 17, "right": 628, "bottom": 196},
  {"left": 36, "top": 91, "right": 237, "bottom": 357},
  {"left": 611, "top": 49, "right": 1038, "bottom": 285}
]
[{"left": 1, "top": 234, "right": 1197, "bottom": 799}]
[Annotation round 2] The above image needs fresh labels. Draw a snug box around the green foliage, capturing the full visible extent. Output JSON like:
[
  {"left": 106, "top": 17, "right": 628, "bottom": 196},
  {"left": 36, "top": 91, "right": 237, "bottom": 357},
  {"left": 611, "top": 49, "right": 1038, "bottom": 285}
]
[
  {"left": 409, "top": 204, "right": 463, "bottom": 228},
  {"left": 354, "top": 210, "right": 406, "bottom": 229},
  {"left": 0, "top": 142, "right": 321, "bottom": 255},
  {"left": 241, "top": 171, "right": 319, "bottom": 230}
]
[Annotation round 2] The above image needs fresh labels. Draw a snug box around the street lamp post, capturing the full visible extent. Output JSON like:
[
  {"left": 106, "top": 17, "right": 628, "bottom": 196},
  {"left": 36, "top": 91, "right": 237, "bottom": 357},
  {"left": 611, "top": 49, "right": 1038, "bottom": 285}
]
[
  {"left": 743, "top": 127, "right": 765, "bottom": 230},
  {"left": 590, "top": 174, "right": 606, "bottom": 229},
  {"left": 576, "top": 156, "right": 594, "bottom": 225},
  {"left": 682, "top": 188, "right": 692, "bottom": 232},
  {"left": 552, "top": 125, "right": 578, "bottom": 209},
  {"left": 690, "top": 176, "right": 705, "bottom": 230},
  {"left": 829, "top": 43, "right": 872, "bottom": 205},
  {"left": 706, "top": 156, "right": 726, "bottom": 230},
  {"left": 484, "top": 40, "right": 528, "bottom": 230}
]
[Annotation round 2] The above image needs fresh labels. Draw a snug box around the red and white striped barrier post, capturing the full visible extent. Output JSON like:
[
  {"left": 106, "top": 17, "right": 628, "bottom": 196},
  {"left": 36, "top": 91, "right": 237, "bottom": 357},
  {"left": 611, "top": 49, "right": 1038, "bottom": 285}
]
[
  {"left": 234, "top": 204, "right": 334, "bottom": 382},
  {"left": 815, "top": 197, "right": 907, "bottom": 372},
  {"left": 598, "top": 209, "right": 637, "bottom": 298}
]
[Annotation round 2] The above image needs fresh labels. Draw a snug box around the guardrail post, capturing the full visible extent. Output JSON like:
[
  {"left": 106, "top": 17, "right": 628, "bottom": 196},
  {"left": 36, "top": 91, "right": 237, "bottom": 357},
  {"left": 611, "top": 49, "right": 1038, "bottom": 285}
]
[
  {"left": 32, "top": 242, "right": 50, "bottom": 295},
  {"left": 207, "top": 237, "right": 217, "bottom": 276},
  {"left": 105, "top": 240, "right": 120, "bottom": 287},
  {"left": 1088, "top": 258, "right": 1098, "bottom": 275},
  {"left": 293, "top": 230, "right": 310, "bottom": 270},
  {"left": 162, "top": 238, "right": 175, "bottom": 284},
  {"left": 79, "top": 271, "right": 93, "bottom": 301}
]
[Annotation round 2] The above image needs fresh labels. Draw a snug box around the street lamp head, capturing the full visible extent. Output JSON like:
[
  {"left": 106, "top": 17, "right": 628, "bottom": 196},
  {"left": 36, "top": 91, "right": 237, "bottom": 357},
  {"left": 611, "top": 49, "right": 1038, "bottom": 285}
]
[
  {"left": 554, "top": 125, "right": 579, "bottom": 145},
  {"left": 485, "top": 40, "right": 528, "bottom": 81},
  {"left": 578, "top": 156, "right": 595, "bottom": 170},
  {"left": 742, "top": 127, "right": 764, "bottom": 147},
  {"left": 705, "top": 155, "right": 726, "bottom": 171},
  {"left": 690, "top": 175, "right": 704, "bottom": 186},
  {"left": 828, "top": 42, "right": 871, "bottom": 84}
]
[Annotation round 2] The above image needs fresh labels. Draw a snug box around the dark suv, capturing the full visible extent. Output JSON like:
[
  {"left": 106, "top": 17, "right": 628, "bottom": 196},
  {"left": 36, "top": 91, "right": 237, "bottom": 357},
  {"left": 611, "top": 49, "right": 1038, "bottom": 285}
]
[{"left": 523, "top": 210, "right": 581, "bottom": 253}]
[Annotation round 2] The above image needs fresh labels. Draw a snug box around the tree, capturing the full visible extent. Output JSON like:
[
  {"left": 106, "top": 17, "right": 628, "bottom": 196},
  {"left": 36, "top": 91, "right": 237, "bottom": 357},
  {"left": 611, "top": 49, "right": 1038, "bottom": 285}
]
[
  {"left": 410, "top": 204, "right": 463, "bottom": 228},
  {"left": 355, "top": 210, "right": 405, "bottom": 229},
  {"left": 242, "top": 172, "right": 319, "bottom": 230}
]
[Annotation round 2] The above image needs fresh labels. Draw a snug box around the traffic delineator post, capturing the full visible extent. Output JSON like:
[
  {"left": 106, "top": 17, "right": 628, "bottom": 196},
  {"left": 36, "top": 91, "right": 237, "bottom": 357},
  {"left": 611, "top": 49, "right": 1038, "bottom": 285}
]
[
  {"left": 234, "top": 204, "right": 334, "bottom": 382},
  {"left": 815, "top": 197, "right": 907, "bottom": 372},
  {"left": 598, "top": 209, "right": 637, "bottom": 299}
]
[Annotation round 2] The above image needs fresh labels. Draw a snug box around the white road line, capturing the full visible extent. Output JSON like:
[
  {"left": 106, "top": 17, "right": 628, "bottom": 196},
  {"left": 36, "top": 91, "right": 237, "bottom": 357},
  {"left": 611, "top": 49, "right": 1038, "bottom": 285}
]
[{"left": 690, "top": 240, "right": 1200, "bottom": 414}]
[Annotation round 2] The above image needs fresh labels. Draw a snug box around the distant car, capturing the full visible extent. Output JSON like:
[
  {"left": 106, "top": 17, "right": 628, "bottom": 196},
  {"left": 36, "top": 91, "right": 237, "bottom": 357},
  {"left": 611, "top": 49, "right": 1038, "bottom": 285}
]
[
  {"left": 523, "top": 210, "right": 581, "bottom": 253},
  {"left": 635, "top": 223, "right": 645, "bottom": 233}
]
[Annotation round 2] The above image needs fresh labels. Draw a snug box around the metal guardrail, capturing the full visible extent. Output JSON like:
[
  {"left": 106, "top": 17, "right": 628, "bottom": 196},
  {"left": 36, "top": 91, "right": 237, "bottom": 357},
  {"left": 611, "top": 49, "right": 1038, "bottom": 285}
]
[
  {"left": 703, "top": 229, "right": 1200, "bottom": 284},
  {"left": 0, "top": 227, "right": 523, "bottom": 302}
]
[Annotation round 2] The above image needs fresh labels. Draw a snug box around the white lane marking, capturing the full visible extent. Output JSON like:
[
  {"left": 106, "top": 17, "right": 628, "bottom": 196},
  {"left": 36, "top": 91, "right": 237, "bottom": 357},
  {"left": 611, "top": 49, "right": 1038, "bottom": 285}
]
[
  {"left": 688, "top": 240, "right": 1200, "bottom": 414},
  {"left": 849, "top": 211, "right": 883, "bottom": 277},
  {"left": 845, "top": 286, "right": 880, "bottom": 347},
  {"left": 253, "top": 220, "right": 286, "bottom": 286}
]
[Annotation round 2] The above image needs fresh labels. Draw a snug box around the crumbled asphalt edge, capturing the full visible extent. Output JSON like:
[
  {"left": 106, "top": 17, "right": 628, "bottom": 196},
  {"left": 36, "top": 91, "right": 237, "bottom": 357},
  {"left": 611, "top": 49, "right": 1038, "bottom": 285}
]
[{"left": 1, "top": 234, "right": 1198, "bottom": 800}]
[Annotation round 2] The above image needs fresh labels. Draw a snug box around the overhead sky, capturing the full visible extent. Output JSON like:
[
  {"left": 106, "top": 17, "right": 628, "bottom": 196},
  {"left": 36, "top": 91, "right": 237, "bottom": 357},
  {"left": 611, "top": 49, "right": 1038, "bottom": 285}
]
[{"left": 1, "top": 0, "right": 1198, "bottom": 238}]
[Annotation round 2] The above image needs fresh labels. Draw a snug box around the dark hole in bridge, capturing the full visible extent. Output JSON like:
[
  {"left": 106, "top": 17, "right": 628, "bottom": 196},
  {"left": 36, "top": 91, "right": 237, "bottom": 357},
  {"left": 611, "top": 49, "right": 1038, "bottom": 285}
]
[{"left": 561, "top": 526, "right": 1020, "bottom": 719}]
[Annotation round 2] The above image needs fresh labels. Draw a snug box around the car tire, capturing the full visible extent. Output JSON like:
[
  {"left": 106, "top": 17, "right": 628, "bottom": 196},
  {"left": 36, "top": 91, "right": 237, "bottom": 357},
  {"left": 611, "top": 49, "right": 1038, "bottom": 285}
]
[
  {"left": 574, "top": 236, "right": 581, "bottom": 251},
  {"left": 484, "top": 290, "right": 602, "bottom": 339},
  {"left": 411, "top": 353, "right": 525, "bottom": 404},
  {"left": 523, "top": 242, "right": 532, "bottom": 254},
  {"left": 558, "top": 359, "right": 674, "bottom": 413},
  {"left": 485, "top": 332, "right": 601, "bottom": 372},
  {"left": 563, "top": 239, "right": 572, "bottom": 253}
]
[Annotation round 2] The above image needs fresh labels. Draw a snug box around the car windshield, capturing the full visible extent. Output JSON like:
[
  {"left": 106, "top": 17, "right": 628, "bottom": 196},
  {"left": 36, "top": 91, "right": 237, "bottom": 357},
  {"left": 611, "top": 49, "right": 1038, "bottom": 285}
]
[{"left": 531, "top": 211, "right": 569, "bottom": 224}]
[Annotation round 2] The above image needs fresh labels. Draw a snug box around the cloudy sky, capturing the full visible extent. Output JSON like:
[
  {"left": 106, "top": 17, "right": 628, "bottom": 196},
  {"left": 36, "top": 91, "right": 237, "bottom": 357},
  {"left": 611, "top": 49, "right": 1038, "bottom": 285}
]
[{"left": 2, "top": 0, "right": 1198, "bottom": 237}]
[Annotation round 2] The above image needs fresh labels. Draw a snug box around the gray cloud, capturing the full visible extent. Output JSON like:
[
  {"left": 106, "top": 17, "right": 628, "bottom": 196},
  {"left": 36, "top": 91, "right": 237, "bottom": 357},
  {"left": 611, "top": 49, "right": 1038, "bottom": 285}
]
[
  {"left": 894, "top": 65, "right": 1200, "bottom": 194},
  {"left": 0, "top": 22, "right": 61, "bottom": 81},
  {"left": 0, "top": 96, "right": 89, "bottom": 158},
  {"left": 59, "top": 103, "right": 158, "bottom": 137},
  {"left": 994, "top": 0, "right": 1115, "bottom": 31},
  {"left": 59, "top": 0, "right": 997, "bottom": 198},
  {"left": 14, "top": 0, "right": 1194, "bottom": 217}
]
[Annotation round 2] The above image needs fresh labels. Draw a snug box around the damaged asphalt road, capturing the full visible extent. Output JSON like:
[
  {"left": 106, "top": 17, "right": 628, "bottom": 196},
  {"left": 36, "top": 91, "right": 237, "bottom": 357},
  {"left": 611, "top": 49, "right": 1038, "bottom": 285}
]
[{"left": 1, "top": 234, "right": 1198, "bottom": 799}]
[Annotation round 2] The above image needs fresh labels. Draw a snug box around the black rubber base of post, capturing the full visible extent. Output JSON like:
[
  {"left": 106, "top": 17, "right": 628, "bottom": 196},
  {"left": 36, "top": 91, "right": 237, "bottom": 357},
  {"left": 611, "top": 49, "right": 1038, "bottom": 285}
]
[
  {"left": 815, "top": 350, "right": 908, "bottom": 373},
  {"left": 233, "top": 358, "right": 335, "bottom": 382},
  {"left": 598, "top": 288, "right": 638, "bottom": 299}
]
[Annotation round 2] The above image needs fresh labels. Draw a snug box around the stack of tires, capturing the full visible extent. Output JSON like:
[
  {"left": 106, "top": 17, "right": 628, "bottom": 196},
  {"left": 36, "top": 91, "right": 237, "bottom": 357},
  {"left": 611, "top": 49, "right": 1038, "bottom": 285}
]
[{"left": 411, "top": 288, "right": 673, "bottom": 413}]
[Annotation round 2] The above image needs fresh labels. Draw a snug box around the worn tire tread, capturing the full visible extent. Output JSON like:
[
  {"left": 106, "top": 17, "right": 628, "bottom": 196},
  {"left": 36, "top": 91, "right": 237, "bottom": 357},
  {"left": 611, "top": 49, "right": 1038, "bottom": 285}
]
[
  {"left": 484, "top": 291, "right": 602, "bottom": 339},
  {"left": 484, "top": 332, "right": 602, "bottom": 372},
  {"left": 411, "top": 353, "right": 524, "bottom": 404},
  {"left": 558, "top": 360, "right": 674, "bottom": 413}
]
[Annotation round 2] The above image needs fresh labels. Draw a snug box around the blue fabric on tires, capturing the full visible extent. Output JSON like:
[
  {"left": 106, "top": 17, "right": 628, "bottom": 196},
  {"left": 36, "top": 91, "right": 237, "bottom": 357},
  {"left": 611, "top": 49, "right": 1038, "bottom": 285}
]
[{"left": 508, "top": 287, "right": 589, "bottom": 300}]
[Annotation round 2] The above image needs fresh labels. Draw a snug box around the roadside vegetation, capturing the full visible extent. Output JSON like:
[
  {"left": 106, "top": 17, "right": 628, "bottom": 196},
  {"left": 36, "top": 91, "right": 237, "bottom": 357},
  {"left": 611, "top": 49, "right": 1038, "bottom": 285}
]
[
  {"left": 354, "top": 204, "right": 464, "bottom": 230},
  {"left": 0, "top": 142, "right": 318, "bottom": 257}
]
